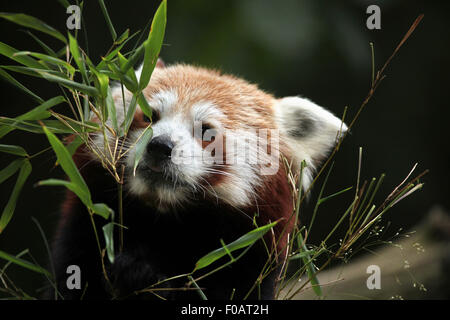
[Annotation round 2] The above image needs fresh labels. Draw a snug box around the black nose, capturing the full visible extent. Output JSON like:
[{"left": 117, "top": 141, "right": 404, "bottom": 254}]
[{"left": 146, "top": 135, "right": 174, "bottom": 171}]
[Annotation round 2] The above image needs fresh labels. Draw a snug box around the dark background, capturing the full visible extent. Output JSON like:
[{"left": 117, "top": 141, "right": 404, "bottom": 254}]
[{"left": 0, "top": 0, "right": 449, "bottom": 298}]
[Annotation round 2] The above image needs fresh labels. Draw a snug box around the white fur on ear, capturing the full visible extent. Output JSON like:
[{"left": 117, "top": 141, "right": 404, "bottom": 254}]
[{"left": 274, "top": 96, "right": 347, "bottom": 189}]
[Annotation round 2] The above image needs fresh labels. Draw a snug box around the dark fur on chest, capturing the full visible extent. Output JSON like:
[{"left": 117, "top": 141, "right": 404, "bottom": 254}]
[{"left": 48, "top": 160, "right": 280, "bottom": 300}]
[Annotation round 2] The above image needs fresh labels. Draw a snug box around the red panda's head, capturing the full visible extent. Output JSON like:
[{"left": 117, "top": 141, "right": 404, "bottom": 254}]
[{"left": 92, "top": 62, "right": 346, "bottom": 211}]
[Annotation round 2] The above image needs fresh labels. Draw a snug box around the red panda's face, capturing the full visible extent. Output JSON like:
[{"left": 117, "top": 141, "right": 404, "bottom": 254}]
[{"left": 93, "top": 64, "right": 346, "bottom": 211}]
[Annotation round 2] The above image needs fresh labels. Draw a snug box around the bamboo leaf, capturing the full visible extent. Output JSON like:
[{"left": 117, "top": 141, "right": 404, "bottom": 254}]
[
  {"left": 97, "top": 0, "right": 117, "bottom": 41},
  {"left": 40, "top": 127, "right": 111, "bottom": 219},
  {"left": 0, "top": 65, "right": 67, "bottom": 78},
  {"left": 288, "top": 250, "right": 316, "bottom": 260},
  {"left": 104, "top": 61, "right": 136, "bottom": 91},
  {"left": 102, "top": 222, "right": 115, "bottom": 263},
  {"left": 106, "top": 87, "right": 119, "bottom": 134},
  {"left": 194, "top": 221, "right": 277, "bottom": 271},
  {"left": 68, "top": 33, "right": 88, "bottom": 84},
  {"left": 37, "top": 179, "right": 91, "bottom": 209},
  {"left": 96, "top": 30, "right": 140, "bottom": 71},
  {"left": 23, "top": 30, "right": 58, "bottom": 57},
  {"left": 122, "top": 94, "right": 138, "bottom": 133},
  {"left": 0, "top": 144, "right": 28, "bottom": 157},
  {"left": 137, "top": 92, "right": 152, "bottom": 120},
  {"left": 0, "top": 13, "right": 67, "bottom": 43},
  {"left": 38, "top": 72, "right": 99, "bottom": 96},
  {"left": 14, "top": 51, "right": 75, "bottom": 75},
  {"left": 89, "top": 65, "right": 109, "bottom": 98},
  {"left": 0, "top": 159, "right": 23, "bottom": 185},
  {"left": 133, "top": 126, "right": 153, "bottom": 176},
  {"left": 319, "top": 186, "right": 353, "bottom": 204},
  {"left": 91, "top": 203, "right": 113, "bottom": 220},
  {"left": 117, "top": 52, "right": 138, "bottom": 91},
  {"left": 0, "top": 41, "right": 43, "bottom": 69},
  {"left": 0, "top": 250, "right": 51, "bottom": 277},
  {"left": 0, "top": 159, "right": 32, "bottom": 233},
  {"left": 57, "top": 0, "right": 71, "bottom": 9},
  {"left": 42, "top": 125, "right": 91, "bottom": 204},
  {"left": 0, "top": 67, "right": 44, "bottom": 103},
  {"left": 120, "top": 42, "right": 144, "bottom": 76},
  {"left": 0, "top": 118, "right": 98, "bottom": 135},
  {"left": 138, "top": 0, "right": 166, "bottom": 90},
  {"left": 115, "top": 29, "right": 129, "bottom": 45},
  {"left": 66, "top": 134, "right": 85, "bottom": 156},
  {"left": 17, "top": 96, "right": 65, "bottom": 121},
  {"left": 297, "top": 232, "right": 322, "bottom": 297}
]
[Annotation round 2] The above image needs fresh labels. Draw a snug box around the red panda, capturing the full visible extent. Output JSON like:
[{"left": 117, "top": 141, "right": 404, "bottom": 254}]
[{"left": 49, "top": 61, "right": 346, "bottom": 300}]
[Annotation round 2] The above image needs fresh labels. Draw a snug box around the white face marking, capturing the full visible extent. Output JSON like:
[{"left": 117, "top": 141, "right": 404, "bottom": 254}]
[
  {"left": 120, "top": 89, "right": 272, "bottom": 210},
  {"left": 149, "top": 89, "right": 178, "bottom": 115},
  {"left": 90, "top": 85, "right": 281, "bottom": 211},
  {"left": 90, "top": 74, "right": 344, "bottom": 212}
]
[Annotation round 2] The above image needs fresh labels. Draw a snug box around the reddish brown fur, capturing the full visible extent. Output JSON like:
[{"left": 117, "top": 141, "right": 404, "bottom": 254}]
[{"left": 142, "top": 64, "right": 296, "bottom": 254}]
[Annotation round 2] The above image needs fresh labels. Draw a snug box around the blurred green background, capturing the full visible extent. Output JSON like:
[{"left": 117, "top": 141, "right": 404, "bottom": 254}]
[{"left": 0, "top": 0, "right": 449, "bottom": 298}]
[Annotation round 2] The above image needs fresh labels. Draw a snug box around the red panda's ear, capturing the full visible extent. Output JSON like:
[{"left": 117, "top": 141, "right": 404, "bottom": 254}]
[
  {"left": 274, "top": 96, "right": 347, "bottom": 189},
  {"left": 156, "top": 58, "right": 165, "bottom": 68}
]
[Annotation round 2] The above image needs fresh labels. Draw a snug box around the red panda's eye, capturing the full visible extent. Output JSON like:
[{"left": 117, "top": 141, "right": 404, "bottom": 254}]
[
  {"left": 202, "top": 123, "right": 212, "bottom": 135},
  {"left": 201, "top": 123, "right": 215, "bottom": 141},
  {"left": 143, "top": 111, "right": 159, "bottom": 123}
]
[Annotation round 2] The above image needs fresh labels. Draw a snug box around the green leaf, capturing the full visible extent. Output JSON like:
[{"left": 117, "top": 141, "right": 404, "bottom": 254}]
[
  {"left": 0, "top": 13, "right": 67, "bottom": 43},
  {"left": 133, "top": 126, "right": 153, "bottom": 176},
  {"left": 24, "top": 30, "right": 58, "bottom": 57},
  {"left": 0, "top": 65, "right": 67, "bottom": 78},
  {"left": 42, "top": 125, "right": 91, "bottom": 204},
  {"left": 66, "top": 135, "right": 85, "bottom": 156},
  {"left": 37, "top": 179, "right": 91, "bottom": 209},
  {"left": 194, "top": 221, "right": 277, "bottom": 271},
  {"left": 96, "top": 30, "right": 141, "bottom": 71},
  {"left": 106, "top": 87, "right": 119, "bottom": 134},
  {"left": 102, "top": 222, "right": 115, "bottom": 263},
  {"left": 0, "top": 250, "right": 51, "bottom": 277},
  {"left": 41, "top": 127, "right": 110, "bottom": 219},
  {"left": 104, "top": 58, "right": 137, "bottom": 92},
  {"left": 121, "top": 94, "right": 138, "bottom": 133},
  {"left": 89, "top": 65, "right": 109, "bottom": 98},
  {"left": 0, "top": 159, "right": 32, "bottom": 233},
  {"left": 117, "top": 52, "right": 138, "bottom": 91},
  {"left": 0, "top": 159, "right": 23, "bottom": 185},
  {"left": 115, "top": 29, "right": 129, "bottom": 45},
  {"left": 0, "top": 41, "right": 43, "bottom": 69},
  {"left": 97, "top": 0, "right": 117, "bottom": 41},
  {"left": 68, "top": 33, "right": 89, "bottom": 84},
  {"left": 38, "top": 72, "right": 99, "bottom": 96},
  {"left": 319, "top": 186, "right": 353, "bottom": 204},
  {"left": 92, "top": 203, "right": 113, "bottom": 220},
  {"left": 137, "top": 92, "right": 152, "bottom": 120},
  {"left": 57, "top": 0, "right": 71, "bottom": 9},
  {"left": 38, "top": 179, "right": 112, "bottom": 220},
  {"left": 120, "top": 42, "right": 144, "bottom": 76},
  {"left": 14, "top": 51, "right": 75, "bottom": 75},
  {"left": 0, "top": 144, "right": 28, "bottom": 157},
  {"left": 0, "top": 118, "right": 98, "bottom": 135},
  {"left": 138, "top": 0, "right": 166, "bottom": 90},
  {"left": 0, "top": 249, "right": 29, "bottom": 274},
  {"left": 0, "top": 67, "right": 44, "bottom": 103},
  {"left": 297, "top": 232, "right": 322, "bottom": 297},
  {"left": 17, "top": 96, "right": 65, "bottom": 121},
  {"left": 288, "top": 250, "right": 316, "bottom": 260}
]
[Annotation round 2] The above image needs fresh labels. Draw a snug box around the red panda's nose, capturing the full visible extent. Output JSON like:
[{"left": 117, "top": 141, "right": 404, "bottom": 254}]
[{"left": 146, "top": 135, "right": 174, "bottom": 171}]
